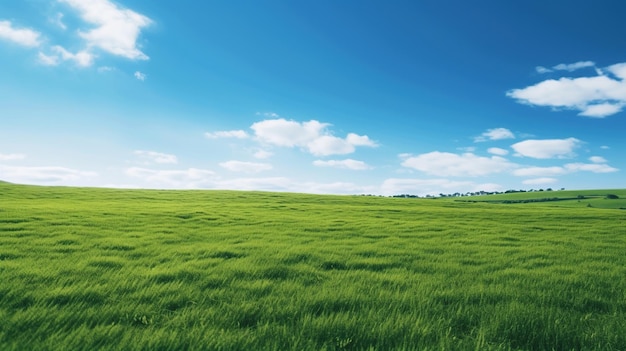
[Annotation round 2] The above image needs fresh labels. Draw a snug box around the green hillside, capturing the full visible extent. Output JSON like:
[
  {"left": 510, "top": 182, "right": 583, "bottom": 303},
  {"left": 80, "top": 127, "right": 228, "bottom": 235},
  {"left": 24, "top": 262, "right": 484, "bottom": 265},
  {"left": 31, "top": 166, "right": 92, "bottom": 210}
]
[
  {"left": 1, "top": 182, "right": 625, "bottom": 350},
  {"left": 459, "top": 189, "right": 626, "bottom": 209}
]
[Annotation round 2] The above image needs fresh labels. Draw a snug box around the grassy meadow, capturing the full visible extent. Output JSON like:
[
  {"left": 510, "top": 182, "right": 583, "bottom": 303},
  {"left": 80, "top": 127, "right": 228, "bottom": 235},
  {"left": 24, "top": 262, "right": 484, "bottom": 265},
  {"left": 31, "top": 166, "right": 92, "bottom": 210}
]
[{"left": 1, "top": 181, "right": 625, "bottom": 350}]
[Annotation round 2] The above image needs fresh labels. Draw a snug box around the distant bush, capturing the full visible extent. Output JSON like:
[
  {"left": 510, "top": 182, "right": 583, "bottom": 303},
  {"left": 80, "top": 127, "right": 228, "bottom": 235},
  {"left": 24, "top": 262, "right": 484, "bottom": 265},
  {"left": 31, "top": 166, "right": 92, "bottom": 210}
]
[{"left": 606, "top": 194, "right": 619, "bottom": 199}]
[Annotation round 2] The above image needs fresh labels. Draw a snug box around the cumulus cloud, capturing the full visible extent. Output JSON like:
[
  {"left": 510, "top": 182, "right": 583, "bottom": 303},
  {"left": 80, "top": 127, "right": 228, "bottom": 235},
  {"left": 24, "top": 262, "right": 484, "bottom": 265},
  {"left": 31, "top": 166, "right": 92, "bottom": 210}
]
[
  {"left": 251, "top": 118, "right": 377, "bottom": 156},
  {"left": 401, "top": 152, "right": 515, "bottom": 177},
  {"left": 133, "top": 150, "right": 177, "bottom": 164},
  {"left": 205, "top": 130, "right": 249, "bottom": 139},
  {"left": 474, "top": 128, "right": 515, "bottom": 142},
  {"left": 0, "top": 165, "right": 96, "bottom": 183},
  {"left": 60, "top": 0, "right": 152, "bottom": 60},
  {"left": 508, "top": 62, "right": 626, "bottom": 118},
  {"left": 313, "top": 159, "right": 372, "bottom": 170},
  {"left": 0, "top": 20, "right": 41, "bottom": 47},
  {"left": 511, "top": 138, "right": 580, "bottom": 159},
  {"left": 487, "top": 147, "right": 509, "bottom": 156},
  {"left": 0, "top": 153, "right": 26, "bottom": 161},
  {"left": 589, "top": 156, "right": 607, "bottom": 163},
  {"left": 125, "top": 167, "right": 216, "bottom": 188},
  {"left": 219, "top": 160, "right": 272, "bottom": 173}
]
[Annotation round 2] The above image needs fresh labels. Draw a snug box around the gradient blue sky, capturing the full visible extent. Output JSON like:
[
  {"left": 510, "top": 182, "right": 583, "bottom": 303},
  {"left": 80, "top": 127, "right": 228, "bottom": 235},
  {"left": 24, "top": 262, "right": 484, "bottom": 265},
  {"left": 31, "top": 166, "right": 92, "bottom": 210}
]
[{"left": 1, "top": 0, "right": 624, "bottom": 195}]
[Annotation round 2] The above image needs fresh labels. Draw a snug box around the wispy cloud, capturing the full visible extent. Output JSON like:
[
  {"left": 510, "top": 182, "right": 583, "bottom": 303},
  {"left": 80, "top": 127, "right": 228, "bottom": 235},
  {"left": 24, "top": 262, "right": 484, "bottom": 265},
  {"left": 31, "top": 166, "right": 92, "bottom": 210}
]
[
  {"left": 134, "top": 71, "right": 146, "bottom": 81},
  {"left": 401, "top": 152, "right": 515, "bottom": 177},
  {"left": 513, "top": 162, "right": 617, "bottom": 177},
  {"left": 253, "top": 150, "right": 273, "bottom": 159},
  {"left": 511, "top": 138, "right": 580, "bottom": 159},
  {"left": 509, "top": 62, "right": 626, "bottom": 118},
  {"left": 205, "top": 130, "right": 249, "bottom": 139},
  {"left": 251, "top": 118, "right": 377, "bottom": 156},
  {"left": 487, "top": 147, "right": 509, "bottom": 156},
  {"left": 125, "top": 167, "right": 216, "bottom": 188},
  {"left": 0, "top": 153, "right": 26, "bottom": 161},
  {"left": 313, "top": 159, "right": 372, "bottom": 170},
  {"left": 536, "top": 61, "right": 595, "bottom": 74},
  {"left": 133, "top": 150, "right": 177, "bottom": 164},
  {"left": 0, "top": 20, "right": 41, "bottom": 47},
  {"left": 0, "top": 165, "right": 96, "bottom": 183},
  {"left": 42, "top": 45, "right": 94, "bottom": 67},
  {"left": 522, "top": 177, "right": 558, "bottom": 185},
  {"left": 474, "top": 128, "right": 515, "bottom": 142},
  {"left": 219, "top": 160, "right": 272, "bottom": 173},
  {"left": 589, "top": 156, "right": 607, "bottom": 164}
]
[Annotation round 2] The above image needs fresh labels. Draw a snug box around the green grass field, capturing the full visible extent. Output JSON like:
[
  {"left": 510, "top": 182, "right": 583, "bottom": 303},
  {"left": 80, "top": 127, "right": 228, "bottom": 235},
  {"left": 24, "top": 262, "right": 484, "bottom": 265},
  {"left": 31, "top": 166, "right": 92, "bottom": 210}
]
[{"left": 1, "top": 181, "right": 625, "bottom": 350}]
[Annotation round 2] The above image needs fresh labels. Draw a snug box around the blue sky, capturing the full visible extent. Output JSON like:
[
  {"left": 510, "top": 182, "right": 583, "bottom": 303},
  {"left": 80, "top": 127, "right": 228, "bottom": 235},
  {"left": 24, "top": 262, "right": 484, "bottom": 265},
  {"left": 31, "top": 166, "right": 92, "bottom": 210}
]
[{"left": 1, "top": 0, "right": 624, "bottom": 195}]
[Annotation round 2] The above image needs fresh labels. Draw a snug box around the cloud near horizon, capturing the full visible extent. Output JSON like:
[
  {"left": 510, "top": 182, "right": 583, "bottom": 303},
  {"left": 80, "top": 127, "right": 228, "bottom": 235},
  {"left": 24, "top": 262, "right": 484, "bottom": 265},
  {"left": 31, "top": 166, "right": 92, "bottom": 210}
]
[
  {"left": 511, "top": 138, "right": 580, "bottom": 159},
  {"left": 251, "top": 118, "right": 378, "bottom": 156},
  {"left": 219, "top": 160, "right": 272, "bottom": 173},
  {"left": 401, "top": 152, "right": 515, "bottom": 177},
  {"left": 508, "top": 62, "right": 626, "bottom": 118},
  {"left": 313, "top": 159, "right": 372, "bottom": 170}
]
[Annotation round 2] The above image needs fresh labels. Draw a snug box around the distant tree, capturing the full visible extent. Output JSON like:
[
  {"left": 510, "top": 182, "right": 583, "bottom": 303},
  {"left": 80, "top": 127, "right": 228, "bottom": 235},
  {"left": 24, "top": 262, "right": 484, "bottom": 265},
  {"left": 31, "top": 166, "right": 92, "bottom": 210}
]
[{"left": 606, "top": 194, "right": 619, "bottom": 199}]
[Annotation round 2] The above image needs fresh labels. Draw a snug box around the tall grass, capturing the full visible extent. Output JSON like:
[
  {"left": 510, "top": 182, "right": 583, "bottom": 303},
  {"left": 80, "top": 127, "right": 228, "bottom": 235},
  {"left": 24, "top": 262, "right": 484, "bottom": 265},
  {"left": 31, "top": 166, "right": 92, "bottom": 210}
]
[{"left": 1, "top": 182, "right": 625, "bottom": 350}]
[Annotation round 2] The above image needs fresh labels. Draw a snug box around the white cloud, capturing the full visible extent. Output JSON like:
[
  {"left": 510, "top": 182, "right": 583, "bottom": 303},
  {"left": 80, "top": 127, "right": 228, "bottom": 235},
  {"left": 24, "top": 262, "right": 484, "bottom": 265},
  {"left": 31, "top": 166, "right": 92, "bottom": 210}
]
[
  {"left": 553, "top": 61, "right": 595, "bottom": 72},
  {"left": 508, "top": 62, "right": 626, "bottom": 118},
  {"left": 52, "top": 12, "right": 67, "bottom": 30},
  {"left": 0, "top": 20, "right": 41, "bottom": 47},
  {"left": 134, "top": 71, "right": 146, "bottom": 81},
  {"left": 579, "top": 102, "right": 624, "bottom": 117},
  {"left": 253, "top": 150, "right": 273, "bottom": 159},
  {"left": 219, "top": 161, "right": 272, "bottom": 173},
  {"left": 252, "top": 119, "right": 327, "bottom": 147},
  {"left": 474, "top": 128, "right": 515, "bottom": 142},
  {"left": 205, "top": 130, "right": 249, "bottom": 139},
  {"left": 564, "top": 163, "right": 618, "bottom": 173},
  {"left": 600, "top": 145, "right": 610, "bottom": 150},
  {"left": 401, "top": 152, "right": 515, "bottom": 177},
  {"left": 313, "top": 159, "right": 372, "bottom": 170},
  {"left": 487, "top": 147, "right": 509, "bottom": 156},
  {"left": 513, "top": 166, "right": 567, "bottom": 177},
  {"left": 589, "top": 156, "right": 607, "bottom": 164},
  {"left": 522, "top": 178, "right": 558, "bottom": 185},
  {"left": 60, "top": 0, "right": 152, "bottom": 60},
  {"left": 536, "top": 66, "right": 552, "bottom": 74},
  {"left": 0, "top": 153, "right": 26, "bottom": 161},
  {"left": 536, "top": 61, "right": 596, "bottom": 74},
  {"left": 511, "top": 138, "right": 580, "bottom": 159},
  {"left": 251, "top": 118, "right": 377, "bottom": 156},
  {"left": 40, "top": 45, "right": 94, "bottom": 67},
  {"left": 38, "top": 52, "right": 60, "bottom": 66},
  {"left": 513, "top": 162, "right": 618, "bottom": 177},
  {"left": 125, "top": 167, "right": 216, "bottom": 188},
  {"left": 133, "top": 150, "right": 177, "bottom": 164},
  {"left": 0, "top": 165, "right": 96, "bottom": 183}
]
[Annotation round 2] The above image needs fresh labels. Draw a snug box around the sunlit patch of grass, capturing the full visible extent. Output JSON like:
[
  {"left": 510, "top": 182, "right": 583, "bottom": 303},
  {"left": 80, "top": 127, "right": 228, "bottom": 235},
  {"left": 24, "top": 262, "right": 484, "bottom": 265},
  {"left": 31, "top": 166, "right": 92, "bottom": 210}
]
[{"left": 0, "top": 182, "right": 625, "bottom": 350}]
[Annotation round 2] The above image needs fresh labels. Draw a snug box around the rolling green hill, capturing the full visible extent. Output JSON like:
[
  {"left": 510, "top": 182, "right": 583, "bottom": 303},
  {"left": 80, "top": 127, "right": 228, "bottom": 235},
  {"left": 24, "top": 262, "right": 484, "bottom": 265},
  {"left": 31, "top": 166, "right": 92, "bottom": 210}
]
[
  {"left": 1, "top": 182, "right": 625, "bottom": 350},
  {"left": 459, "top": 189, "right": 626, "bottom": 209}
]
